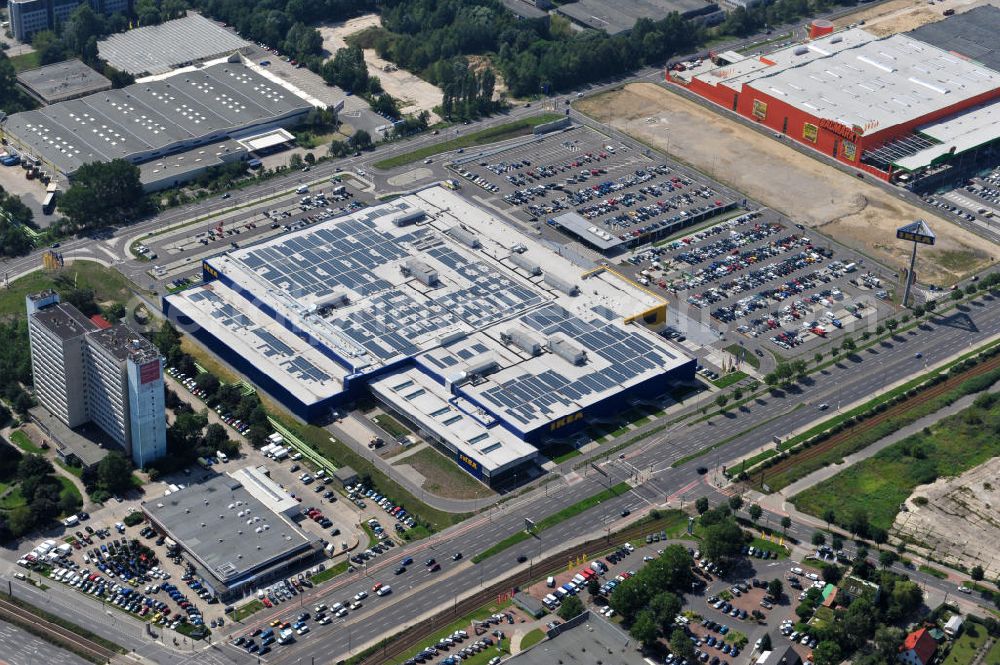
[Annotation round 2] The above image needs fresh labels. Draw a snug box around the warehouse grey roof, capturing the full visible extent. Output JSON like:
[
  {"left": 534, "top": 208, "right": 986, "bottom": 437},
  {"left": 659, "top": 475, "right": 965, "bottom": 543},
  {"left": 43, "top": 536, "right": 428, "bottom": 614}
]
[
  {"left": 97, "top": 13, "right": 252, "bottom": 76},
  {"left": 894, "top": 98, "right": 1000, "bottom": 171},
  {"left": 16, "top": 59, "right": 111, "bottom": 105},
  {"left": 557, "top": 0, "right": 717, "bottom": 33},
  {"left": 507, "top": 613, "right": 647, "bottom": 665},
  {"left": 143, "top": 475, "right": 317, "bottom": 585},
  {"left": 906, "top": 6, "right": 1000, "bottom": 75},
  {"left": 3, "top": 59, "right": 312, "bottom": 175}
]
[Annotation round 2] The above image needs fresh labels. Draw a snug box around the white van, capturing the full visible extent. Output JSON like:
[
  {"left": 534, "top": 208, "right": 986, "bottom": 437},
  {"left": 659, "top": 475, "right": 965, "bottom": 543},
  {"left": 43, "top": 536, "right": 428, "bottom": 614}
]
[
  {"left": 546, "top": 576, "right": 556, "bottom": 588},
  {"left": 296, "top": 185, "right": 309, "bottom": 194}
]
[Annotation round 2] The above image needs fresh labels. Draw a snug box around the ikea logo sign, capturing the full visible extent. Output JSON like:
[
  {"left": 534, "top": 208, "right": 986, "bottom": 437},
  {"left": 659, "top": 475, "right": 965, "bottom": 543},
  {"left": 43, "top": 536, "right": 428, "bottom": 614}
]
[
  {"left": 550, "top": 412, "right": 583, "bottom": 431},
  {"left": 459, "top": 454, "right": 478, "bottom": 471},
  {"left": 203, "top": 262, "right": 219, "bottom": 279}
]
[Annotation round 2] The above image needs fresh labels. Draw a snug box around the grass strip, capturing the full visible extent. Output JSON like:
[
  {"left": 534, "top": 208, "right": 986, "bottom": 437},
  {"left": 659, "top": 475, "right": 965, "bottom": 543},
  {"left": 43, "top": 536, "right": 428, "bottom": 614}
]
[
  {"left": 712, "top": 371, "right": 749, "bottom": 389},
  {"left": 10, "top": 430, "right": 43, "bottom": 454},
  {"left": 230, "top": 599, "right": 264, "bottom": 621},
  {"left": 520, "top": 628, "right": 546, "bottom": 650},
  {"left": 919, "top": 565, "right": 948, "bottom": 579},
  {"left": 472, "top": 482, "right": 630, "bottom": 562},
  {"left": 311, "top": 559, "right": 350, "bottom": 585},
  {"left": 373, "top": 114, "right": 563, "bottom": 170}
]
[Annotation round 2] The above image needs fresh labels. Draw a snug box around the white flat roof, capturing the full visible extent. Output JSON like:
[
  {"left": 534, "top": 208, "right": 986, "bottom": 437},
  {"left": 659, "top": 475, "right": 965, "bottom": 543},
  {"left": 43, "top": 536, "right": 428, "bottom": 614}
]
[
  {"left": 166, "top": 280, "right": 347, "bottom": 404},
  {"left": 747, "top": 33, "right": 1000, "bottom": 132},
  {"left": 894, "top": 98, "right": 1000, "bottom": 170},
  {"left": 369, "top": 366, "right": 537, "bottom": 475},
  {"left": 687, "top": 28, "right": 873, "bottom": 89},
  {"left": 228, "top": 465, "right": 299, "bottom": 516}
]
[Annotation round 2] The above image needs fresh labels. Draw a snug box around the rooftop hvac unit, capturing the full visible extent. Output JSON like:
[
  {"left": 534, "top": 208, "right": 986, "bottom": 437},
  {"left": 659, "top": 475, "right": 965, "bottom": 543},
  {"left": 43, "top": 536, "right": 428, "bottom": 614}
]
[
  {"left": 392, "top": 210, "right": 426, "bottom": 227},
  {"left": 504, "top": 328, "right": 542, "bottom": 356},
  {"left": 404, "top": 258, "right": 439, "bottom": 286},
  {"left": 447, "top": 226, "right": 481, "bottom": 248},
  {"left": 548, "top": 337, "right": 587, "bottom": 366},
  {"left": 312, "top": 291, "right": 349, "bottom": 314},
  {"left": 543, "top": 273, "right": 580, "bottom": 296},
  {"left": 464, "top": 354, "right": 498, "bottom": 377},
  {"left": 510, "top": 253, "right": 542, "bottom": 276}
]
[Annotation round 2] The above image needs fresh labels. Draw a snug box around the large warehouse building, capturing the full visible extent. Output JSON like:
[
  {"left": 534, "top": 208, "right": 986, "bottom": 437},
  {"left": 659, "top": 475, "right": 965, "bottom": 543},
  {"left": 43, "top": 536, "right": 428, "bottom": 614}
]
[
  {"left": 143, "top": 474, "right": 321, "bottom": 601},
  {"left": 0, "top": 55, "right": 317, "bottom": 189},
  {"left": 675, "top": 10, "right": 1000, "bottom": 189},
  {"left": 164, "top": 187, "right": 695, "bottom": 486}
]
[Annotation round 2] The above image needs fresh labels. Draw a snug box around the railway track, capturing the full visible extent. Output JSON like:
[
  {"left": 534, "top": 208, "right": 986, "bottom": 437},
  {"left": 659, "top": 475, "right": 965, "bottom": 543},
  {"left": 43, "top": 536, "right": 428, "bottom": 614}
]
[
  {"left": 752, "top": 351, "right": 1000, "bottom": 489},
  {"left": 356, "top": 516, "right": 674, "bottom": 665},
  {"left": 0, "top": 596, "right": 118, "bottom": 663}
]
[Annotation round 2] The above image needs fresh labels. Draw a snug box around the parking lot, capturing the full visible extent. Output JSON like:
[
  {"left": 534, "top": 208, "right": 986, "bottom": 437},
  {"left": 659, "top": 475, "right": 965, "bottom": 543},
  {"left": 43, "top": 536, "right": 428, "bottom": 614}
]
[
  {"left": 145, "top": 174, "right": 375, "bottom": 287},
  {"left": 623, "top": 210, "right": 893, "bottom": 351},
  {"left": 449, "top": 126, "right": 739, "bottom": 251},
  {"left": 925, "top": 165, "right": 1000, "bottom": 234},
  {"left": 18, "top": 514, "right": 219, "bottom": 639}
]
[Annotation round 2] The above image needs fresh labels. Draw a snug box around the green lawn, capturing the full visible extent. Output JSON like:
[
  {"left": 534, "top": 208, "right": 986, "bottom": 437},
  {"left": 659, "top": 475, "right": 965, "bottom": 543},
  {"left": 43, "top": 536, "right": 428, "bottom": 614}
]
[
  {"left": 372, "top": 413, "right": 410, "bottom": 439},
  {"left": 941, "top": 624, "right": 988, "bottom": 665},
  {"left": 520, "top": 628, "right": 546, "bottom": 650},
  {"left": 472, "top": 482, "right": 631, "bottom": 562},
  {"left": 373, "top": 114, "right": 563, "bottom": 170},
  {"left": 9, "top": 51, "right": 41, "bottom": 72},
  {"left": 749, "top": 537, "right": 789, "bottom": 559},
  {"left": 792, "top": 395, "right": 1000, "bottom": 531},
  {"left": 919, "top": 565, "right": 948, "bottom": 579},
  {"left": 712, "top": 371, "right": 749, "bottom": 389},
  {"left": 310, "top": 559, "right": 349, "bottom": 585},
  {"left": 10, "top": 430, "right": 43, "bottom": 454},
  {"left": 230, "top": 599, "right": 264, "bottom": 622},
  {"left": 983, "top": 635, "right": 1000, "bottom": 665},
  {"left": 393, "top": 447, "right": 494, "bottom": 500},
  {"left": 0, "top": 485, "right": 27, "bottom": 510},
  {"left": 55, "top": 460, "right": 83, "bottom": 478},
  {"left": 0, "top": 260, "right": 137, "bottom": 318}
]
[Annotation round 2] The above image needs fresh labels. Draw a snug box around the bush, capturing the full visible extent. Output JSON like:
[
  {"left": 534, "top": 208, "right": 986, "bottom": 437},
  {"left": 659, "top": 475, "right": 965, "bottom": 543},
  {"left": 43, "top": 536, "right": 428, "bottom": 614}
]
[{"left": 123, "top": 512, "right": 144, "bottom": 527}]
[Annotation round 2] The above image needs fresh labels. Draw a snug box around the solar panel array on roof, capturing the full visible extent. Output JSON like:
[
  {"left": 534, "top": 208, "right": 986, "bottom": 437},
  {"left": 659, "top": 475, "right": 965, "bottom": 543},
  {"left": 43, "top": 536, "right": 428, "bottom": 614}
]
[
  {"left": 476, "top": 304, "right": 677, "bottom": 426},
  {"left": 187, "top": 289, "right": 330, "bottom": 385}
]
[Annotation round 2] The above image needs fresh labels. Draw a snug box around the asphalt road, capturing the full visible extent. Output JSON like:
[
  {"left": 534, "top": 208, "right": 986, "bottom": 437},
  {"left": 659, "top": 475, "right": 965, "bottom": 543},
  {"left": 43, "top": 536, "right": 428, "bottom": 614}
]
[{"left": 0, "top": 619, "right": 91, "bottom": 665}]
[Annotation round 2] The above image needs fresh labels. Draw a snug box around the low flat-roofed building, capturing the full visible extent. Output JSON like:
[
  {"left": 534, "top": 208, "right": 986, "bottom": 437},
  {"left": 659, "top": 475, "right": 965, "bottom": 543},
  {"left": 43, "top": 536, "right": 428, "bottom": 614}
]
[
  {"left": 2, "top": 56, "right": 314, "bottom": 182},
  {"left": 143, "top": 474, "right": 321, "bottom": 600},
  {"left": 556, "top": 0, "right": 719, "bottom": 33},
  {"left": 16, "top": 59, "right": 112, "bottom": 105},
  {"left": 29, "top": 405, "right": 115, "bottom": 469},
  {"left": 138, "top": 138, "right": 247, "bottom": 191},
  {"left": 165, "top": 187, "right": 694, "bottom": 486},
  {"left": 506, "top": 612, "right": 647, "bottom": 664},
  {"left": 228, "top": 465, "right": 299, "bottom": 518},
  {"left": 97, "top": 12, "right": 252, "bottom": 76}
]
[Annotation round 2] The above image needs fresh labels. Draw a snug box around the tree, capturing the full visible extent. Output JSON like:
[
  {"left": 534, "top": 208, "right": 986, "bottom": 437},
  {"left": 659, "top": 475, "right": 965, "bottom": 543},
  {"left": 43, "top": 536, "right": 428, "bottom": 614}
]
[
  {"left": 351, "top": 129, "right": 373, "bottom": 150},
  {"left": 814, "top": 352, "right": 823, "bottom": 365},
  {"left": 695, "top": 496, "right": 709, "bottom": 515},
  {"left": 203, "top": 423, "right": 230, "bottom": 451},
  {"left": 870, "top": 526, "right": 888, "bottom": 550},
  {"left": 813, "top": 640, "right": 842, "bottom": 665},
  {"left": 728, "top": 495, "right": 744, "bottom": 511},
  {"left": 702, "top": 518, "right": 744, "bottom": 563},
  {"left": 831, "top": 534, "right": 844, "bottom": 550},
  {"left": 971, "top": 564, "right": 985, "bottom": 581},
  {"left": 97, "top": 452, "right": 132, "bottom": 495},
  {"left": 758, "top": 633, "right": 772, "bottom": 652},
  {"left": 649, "top": 591, "right": 682, "bottom": 634},
  {"left": 821, "top": 564, "right": 842, "bottom": 585},
  {"left": 848, "top": 508, "right": 870, "bottom": 538},
  {"left": 715, "top": 393, "right": 729, "bottom": 409},
  {"left": 586, "top": 577, "right": 600, "bottom": 596},
  {"left": 18, "top": 454, "right": 54, "bottom": 480},
  {"left": 812, "top": 531, "right": 826, "bottom": 547},
  {"left": 780, "top": 516, "right": 791, "bottom": 534},
  {"left": 878, "top": 550, "right": 898, "bottom": 570},
  {"left": 58, "top": 159, "right": 149, "bottom": 231},
  {"left": 767, "top": 578, "right": 783, "bottom": 600},
  {"left": 822, "top": 508, "right": 836, "bottom": 531},
  {"left": 888, "top": 580, "right": 923, "bottom": 619},
  {"left": 557, "top": 594, "right": 584, "bottom": 620},
  {"left": 670, "top": 627, "right": 695, "bottom": 661},
  {"left": 748, "top": 503, "right": 762, "bottom": 524},
  {"left": 195, "top": 372, "right": 220, "bottom": 396},
  {"left": 630, "top": 609, "right": 659, "bottom": 647},
  {"left": 874, "top": 626, "right": 904, "bottom": 661}
]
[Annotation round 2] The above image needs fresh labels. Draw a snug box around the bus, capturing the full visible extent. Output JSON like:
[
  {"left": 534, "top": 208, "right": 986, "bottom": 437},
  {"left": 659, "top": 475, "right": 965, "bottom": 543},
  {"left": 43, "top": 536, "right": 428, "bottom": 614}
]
[{"left": 42, "top": 192, "right": 56, "bottom": 215}]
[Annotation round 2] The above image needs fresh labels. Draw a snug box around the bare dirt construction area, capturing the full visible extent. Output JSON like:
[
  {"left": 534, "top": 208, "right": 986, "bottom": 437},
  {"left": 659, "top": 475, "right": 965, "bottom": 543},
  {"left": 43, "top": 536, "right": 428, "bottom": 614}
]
[
  {"left": 894, "top": 456, "right": 1000, "bottom": 581},
  {"left": 832, "top": 0, "right": 994, "bottom": 37},
  {"left": 576, "top": 83, "right": 995, "bottom": 285},
  {"left": 318, "top": 14, "right": 443, "bottom": 123}
]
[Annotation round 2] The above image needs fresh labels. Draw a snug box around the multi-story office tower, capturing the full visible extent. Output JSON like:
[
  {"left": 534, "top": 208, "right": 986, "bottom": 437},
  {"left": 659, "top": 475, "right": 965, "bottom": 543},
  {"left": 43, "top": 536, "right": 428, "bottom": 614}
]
[
  {"left": 10, "top": 0, "right": 131, "bottom": 42},
  {"left": 26, "top": 290, "right": 167, "bottom": 467}
]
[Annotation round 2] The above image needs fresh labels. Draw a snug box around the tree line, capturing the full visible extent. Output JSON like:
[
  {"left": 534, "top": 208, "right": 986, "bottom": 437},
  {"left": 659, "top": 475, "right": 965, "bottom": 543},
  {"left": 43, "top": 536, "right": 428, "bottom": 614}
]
[{"left": 0, "top": 444, "right": 82, "bottom": 543}]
